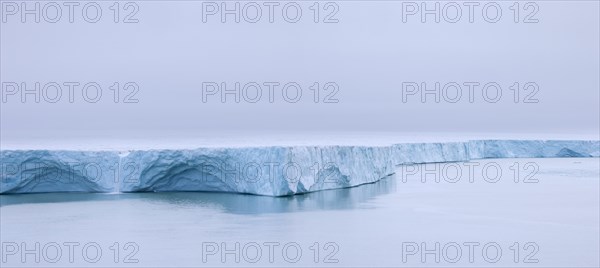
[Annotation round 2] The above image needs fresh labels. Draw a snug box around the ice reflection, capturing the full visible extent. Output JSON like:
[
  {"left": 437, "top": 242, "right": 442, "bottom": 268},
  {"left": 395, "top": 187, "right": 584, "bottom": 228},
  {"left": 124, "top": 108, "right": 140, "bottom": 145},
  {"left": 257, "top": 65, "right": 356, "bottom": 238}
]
[{"left": 0, "top": 175, "right": 397, "bottom": 214}]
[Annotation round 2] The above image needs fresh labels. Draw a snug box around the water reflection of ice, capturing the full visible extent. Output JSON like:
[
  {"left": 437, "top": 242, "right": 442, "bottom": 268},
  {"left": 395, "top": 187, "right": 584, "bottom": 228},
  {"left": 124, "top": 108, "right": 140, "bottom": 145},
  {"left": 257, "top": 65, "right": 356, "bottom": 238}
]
[{"left": 0, "top": 175, "right": 397, "bottom": 214}]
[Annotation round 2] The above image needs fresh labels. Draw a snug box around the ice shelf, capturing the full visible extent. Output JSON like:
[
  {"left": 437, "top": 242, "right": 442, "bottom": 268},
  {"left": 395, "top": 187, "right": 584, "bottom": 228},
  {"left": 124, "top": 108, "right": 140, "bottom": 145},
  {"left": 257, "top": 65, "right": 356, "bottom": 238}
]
[{"left": 1, "top": 140, "right": 598, "bottom": 195}]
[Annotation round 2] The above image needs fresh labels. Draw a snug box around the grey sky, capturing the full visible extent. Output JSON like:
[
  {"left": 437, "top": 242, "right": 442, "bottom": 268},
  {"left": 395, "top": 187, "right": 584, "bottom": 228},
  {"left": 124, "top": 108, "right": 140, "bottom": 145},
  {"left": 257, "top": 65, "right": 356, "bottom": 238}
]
[{"left": 1, "top": 1, "right": 599, "bottom": 141}]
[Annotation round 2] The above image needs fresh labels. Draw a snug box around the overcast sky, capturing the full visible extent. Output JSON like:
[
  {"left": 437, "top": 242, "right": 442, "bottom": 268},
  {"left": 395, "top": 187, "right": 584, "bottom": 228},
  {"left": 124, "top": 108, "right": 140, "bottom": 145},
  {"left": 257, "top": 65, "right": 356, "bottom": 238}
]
[{"left": 1, "top": 1, "right": 599, "bottom": 141}]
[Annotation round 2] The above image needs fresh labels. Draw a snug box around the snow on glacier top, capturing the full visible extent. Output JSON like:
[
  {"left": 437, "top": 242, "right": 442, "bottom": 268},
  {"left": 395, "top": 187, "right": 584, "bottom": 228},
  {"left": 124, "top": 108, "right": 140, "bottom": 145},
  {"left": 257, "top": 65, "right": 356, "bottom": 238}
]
[{"left": 1, "top": 131, "right": 598, "bottom": 150}]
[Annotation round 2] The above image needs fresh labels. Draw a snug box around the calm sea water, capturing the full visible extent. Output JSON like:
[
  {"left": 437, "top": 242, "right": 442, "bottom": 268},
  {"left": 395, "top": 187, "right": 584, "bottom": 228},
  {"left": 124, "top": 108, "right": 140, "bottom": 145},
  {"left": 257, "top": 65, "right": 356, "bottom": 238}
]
[{"left": 1, "top": 158, "right": 599, "bottom": 267}]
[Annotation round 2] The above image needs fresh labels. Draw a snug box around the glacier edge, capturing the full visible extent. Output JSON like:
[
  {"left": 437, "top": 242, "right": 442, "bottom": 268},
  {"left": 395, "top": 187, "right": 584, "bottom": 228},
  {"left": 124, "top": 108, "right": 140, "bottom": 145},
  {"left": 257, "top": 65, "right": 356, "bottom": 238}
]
[{"left": 1, "top": 140, "right": 599, "bottom": 195}]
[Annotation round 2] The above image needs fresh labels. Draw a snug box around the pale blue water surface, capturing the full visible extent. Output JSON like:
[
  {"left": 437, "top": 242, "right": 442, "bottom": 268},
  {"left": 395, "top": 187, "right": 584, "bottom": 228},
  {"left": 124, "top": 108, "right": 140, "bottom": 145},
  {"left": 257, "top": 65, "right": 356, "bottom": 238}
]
[{"left": 1, "top": 158, "right": 598, "bottom": 267}]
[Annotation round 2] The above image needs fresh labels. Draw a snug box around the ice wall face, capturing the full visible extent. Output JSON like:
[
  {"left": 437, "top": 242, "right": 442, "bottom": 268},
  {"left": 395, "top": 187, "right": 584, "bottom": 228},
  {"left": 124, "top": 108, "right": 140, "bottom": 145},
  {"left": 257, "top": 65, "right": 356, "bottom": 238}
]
[
  {"left": 120, "top": 147, "right": 292, "bottom": 196},
  {"left": 1, "top": 140, "right": 599, "bottom": 195},
  {"left": 0, "top": 150, "right": 119, "bottom": 193},
  {"left": 480, "top": 140, "right": 600, "bottom": 158},
  {"left": 391, "top": 142, "right": 473, "bottom": 164},
  {"left": 289, "top": 146, "right": 395, "bottom": 194},
  {"left": 120, "top": 146, "right": 395, "bottom": 196}
]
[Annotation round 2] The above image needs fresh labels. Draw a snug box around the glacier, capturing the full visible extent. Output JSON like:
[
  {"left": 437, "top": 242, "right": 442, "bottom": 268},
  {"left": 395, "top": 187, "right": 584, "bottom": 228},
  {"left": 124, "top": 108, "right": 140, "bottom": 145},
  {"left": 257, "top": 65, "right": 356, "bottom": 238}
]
[
  {"left": 1, "top": 140, "right": 598, "bottom": 195},
  {"left": 0, "top": 150, "right": 119, "bottom": 194}
]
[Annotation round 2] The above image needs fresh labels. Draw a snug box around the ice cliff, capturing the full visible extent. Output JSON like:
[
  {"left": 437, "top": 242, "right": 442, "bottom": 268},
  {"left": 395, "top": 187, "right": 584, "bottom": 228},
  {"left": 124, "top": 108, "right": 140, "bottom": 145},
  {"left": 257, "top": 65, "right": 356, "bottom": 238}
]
[
  {"left": 1, "top": 140, "right": 598, "bottom": 195},
  {"left": 0, "top": 150, "right": 118, "bottom": 194}
]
